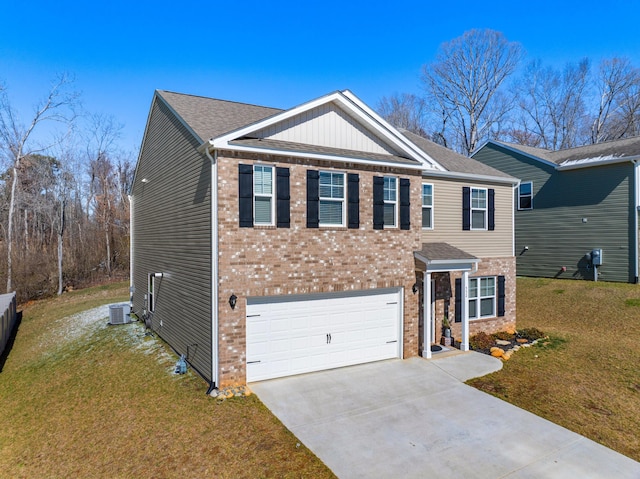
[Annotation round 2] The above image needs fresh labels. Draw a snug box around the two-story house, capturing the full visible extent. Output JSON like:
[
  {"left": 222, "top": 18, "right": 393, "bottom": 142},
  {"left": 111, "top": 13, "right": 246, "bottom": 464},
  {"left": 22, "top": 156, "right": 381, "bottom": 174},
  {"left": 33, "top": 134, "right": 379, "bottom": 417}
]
[{"left": 130, "top": 90, "right": 517, "bottom": 390}]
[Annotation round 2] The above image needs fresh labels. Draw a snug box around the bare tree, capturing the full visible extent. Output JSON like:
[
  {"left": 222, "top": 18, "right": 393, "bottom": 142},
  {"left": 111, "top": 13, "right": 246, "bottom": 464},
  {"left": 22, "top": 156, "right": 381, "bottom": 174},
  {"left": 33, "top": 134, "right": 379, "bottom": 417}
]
[
  {"left": 421, "top": 29, "right": 523, "bottom": 155},
  {"left": 591, "top": 57, "right": 640, "bottom": 143},
  {"left": 377, "top": 93, "right": 428, "bottom": 136},
  {"left": 0, "top": 74, "right": 78, "bottom": 293},
  {"left": 513, "top": 59, "right": 591, "bottom": 149}
]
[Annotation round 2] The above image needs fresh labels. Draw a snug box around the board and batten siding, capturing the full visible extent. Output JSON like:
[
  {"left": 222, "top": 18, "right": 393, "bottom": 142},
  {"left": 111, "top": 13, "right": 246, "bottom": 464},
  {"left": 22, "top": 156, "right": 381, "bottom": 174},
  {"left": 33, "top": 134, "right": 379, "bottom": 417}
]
[
  {"left": 252, "top": 103, "right": 401, "bottom": 156},
  {"left": 421, "top": 176, "right": 514, "bottom": 258},
  {"left": 131, "top": 96, "right": 213, "bottom": 381},
  {"left": 473, "top": 142, "right": 636, "bottom": 283}
]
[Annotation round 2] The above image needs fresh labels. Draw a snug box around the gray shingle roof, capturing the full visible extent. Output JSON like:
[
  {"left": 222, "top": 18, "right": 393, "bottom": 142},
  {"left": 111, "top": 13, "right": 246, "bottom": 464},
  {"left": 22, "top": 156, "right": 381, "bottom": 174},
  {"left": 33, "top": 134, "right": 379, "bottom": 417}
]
[
  {"left": 415, "top": 242, "right": 478, "bottom": 261},
  {"left": 401, "top": 130, "right": 514, "bottom": 178},
  {"left": 230, "top": 138, "right": 421, "bottom": 165},
  {"left": 494, "top": 136, "right": 640, "bottom": 165},
  {"left": 157, "top": 90, "right": 283, "bottom": 142}
]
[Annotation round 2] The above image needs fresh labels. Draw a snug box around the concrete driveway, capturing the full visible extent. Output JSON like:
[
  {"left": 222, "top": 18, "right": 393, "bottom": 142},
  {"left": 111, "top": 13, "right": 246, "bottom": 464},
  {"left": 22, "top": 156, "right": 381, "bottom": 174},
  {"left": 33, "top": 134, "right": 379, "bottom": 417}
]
[{"left": 251, "top": 353, "right": 640, "bottom": 478}]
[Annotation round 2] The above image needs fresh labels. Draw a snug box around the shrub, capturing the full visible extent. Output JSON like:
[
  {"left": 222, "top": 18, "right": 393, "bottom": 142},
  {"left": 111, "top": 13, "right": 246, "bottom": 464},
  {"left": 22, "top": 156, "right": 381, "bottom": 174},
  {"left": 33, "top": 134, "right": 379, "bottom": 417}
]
[
  {"left": 492, "top": 330, "right": 515, "bottom": 341},
  {"left": 470, "top": 331, "right": 494, "bottom": 350},
  {"left": 518, "top": 327, "right": 545, "bottom": 341}
]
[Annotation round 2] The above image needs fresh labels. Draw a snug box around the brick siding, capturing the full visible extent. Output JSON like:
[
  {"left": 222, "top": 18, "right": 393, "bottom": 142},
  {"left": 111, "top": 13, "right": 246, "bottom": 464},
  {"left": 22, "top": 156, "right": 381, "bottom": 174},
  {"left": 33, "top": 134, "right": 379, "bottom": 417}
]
[{"left": 216, "top": 152, "right": 423, "bottom": 386}]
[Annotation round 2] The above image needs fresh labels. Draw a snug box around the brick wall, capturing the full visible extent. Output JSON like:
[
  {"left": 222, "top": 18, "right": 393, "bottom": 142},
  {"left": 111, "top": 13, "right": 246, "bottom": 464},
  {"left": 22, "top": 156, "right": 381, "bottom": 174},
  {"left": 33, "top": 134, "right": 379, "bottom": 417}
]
[
  {"left": 429, "top": 256, "right": 517, "bottom": 342},
  {"left": 216, "top": 152, "right": 423, "bottom": 386}
]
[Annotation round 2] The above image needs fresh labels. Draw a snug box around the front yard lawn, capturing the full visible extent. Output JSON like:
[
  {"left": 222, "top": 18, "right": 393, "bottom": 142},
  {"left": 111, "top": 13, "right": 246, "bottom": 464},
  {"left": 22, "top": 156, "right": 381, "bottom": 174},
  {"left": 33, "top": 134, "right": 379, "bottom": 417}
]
[{"left": 468, "top": 277, "right": 640, "bottom": 462}]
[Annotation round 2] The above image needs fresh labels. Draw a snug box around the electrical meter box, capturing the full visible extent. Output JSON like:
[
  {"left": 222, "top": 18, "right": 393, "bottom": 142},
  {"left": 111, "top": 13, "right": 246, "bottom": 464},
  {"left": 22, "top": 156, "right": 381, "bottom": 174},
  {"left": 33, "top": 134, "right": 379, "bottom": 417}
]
[{"left": 591, "top": 248, "right": 603, "bottom": 266}]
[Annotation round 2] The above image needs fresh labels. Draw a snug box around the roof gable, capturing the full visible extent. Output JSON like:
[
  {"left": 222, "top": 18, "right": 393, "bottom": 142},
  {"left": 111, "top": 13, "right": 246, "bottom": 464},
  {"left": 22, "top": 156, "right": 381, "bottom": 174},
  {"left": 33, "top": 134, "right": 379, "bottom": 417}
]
[{"left": 211, "top": 90, "right": 445, "bottom": 170}]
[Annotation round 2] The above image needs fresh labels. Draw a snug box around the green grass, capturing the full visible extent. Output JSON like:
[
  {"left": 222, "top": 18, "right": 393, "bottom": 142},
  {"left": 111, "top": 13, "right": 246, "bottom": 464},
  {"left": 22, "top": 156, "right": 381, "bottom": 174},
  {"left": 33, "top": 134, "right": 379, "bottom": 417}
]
[
  {"left": 0, "top": 281, "right": 335, "bottom": 478},
  {"left": 468, "top": 277, "right": 640, "bottom": 462}
]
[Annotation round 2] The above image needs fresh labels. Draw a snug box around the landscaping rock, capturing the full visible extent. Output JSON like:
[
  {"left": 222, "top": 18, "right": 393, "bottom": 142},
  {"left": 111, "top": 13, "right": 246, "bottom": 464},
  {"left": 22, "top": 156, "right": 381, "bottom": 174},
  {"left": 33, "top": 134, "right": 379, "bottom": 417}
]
[
  {"left": 517, "top": 338, "right": 529, "bottom": 344},
  {"left": 490, "top": 347, "right": 505, "bottom": 358},
  {"left": 495, "top": 340, "right": 511, "bottom": 346}
]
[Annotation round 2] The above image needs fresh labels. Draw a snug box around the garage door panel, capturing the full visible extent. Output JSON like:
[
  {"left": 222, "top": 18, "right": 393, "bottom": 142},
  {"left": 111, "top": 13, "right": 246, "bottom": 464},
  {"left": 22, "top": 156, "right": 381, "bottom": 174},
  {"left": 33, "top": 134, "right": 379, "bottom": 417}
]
[{"left": 247, "top": 289, "right": 402, "bottom": 382}]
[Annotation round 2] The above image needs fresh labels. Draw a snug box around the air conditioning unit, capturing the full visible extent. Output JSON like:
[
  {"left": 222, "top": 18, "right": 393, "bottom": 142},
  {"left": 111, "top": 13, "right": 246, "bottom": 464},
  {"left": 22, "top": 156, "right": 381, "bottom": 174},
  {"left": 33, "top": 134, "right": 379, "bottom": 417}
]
[{"left": 109, "top": 304, "right": 131, "bottom": 325}]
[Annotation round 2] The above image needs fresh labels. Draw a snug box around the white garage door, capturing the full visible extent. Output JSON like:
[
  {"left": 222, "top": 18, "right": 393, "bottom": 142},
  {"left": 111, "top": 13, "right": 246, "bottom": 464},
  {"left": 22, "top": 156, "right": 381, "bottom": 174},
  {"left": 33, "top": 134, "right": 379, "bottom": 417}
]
[{"left": 246, "top": 288, "right": 402, "bottom": 382}]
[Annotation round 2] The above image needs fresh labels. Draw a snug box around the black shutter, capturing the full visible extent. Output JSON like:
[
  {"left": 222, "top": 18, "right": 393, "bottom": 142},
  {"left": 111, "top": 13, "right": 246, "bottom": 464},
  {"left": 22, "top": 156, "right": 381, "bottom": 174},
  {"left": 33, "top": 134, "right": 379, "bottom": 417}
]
[
  {"left": 347, "top": 173, "right": 360, "bottom": 229},
  {"left": 307, "top": 170, "right": 319, "bottom": 228},
  {"left": 276, "top": 167, "right": 290, "bottom": 228},
  {"left": 373, "top": 176, "right": 384, "bottom": 230},
  {"left": 238, "top": 164, "right": 253, "bottom": 227},
  {"left": 454, "top": 278, "right": 462, "bottom": 323},
  {"left": 399, "top": 178, "right": 410, "bottom": 230},
  {"left": 488, "top": 188, "right": 495, "bottom": 231},
  {"left": 497, "top": 275, "right": 506, "bottom": 317},
  {"left": 462, "top": 187, "right": 470, "bottom": 231}
]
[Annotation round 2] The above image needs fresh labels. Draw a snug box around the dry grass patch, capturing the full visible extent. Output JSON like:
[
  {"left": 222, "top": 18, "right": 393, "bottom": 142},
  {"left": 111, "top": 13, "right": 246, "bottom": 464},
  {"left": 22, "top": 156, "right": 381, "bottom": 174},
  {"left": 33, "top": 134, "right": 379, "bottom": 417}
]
[
  {"left": 0, "top": 282, "right": 335, "bottom": 478},
  {"left": 468, "top": 277, "right": 640, "bottom": 461}
]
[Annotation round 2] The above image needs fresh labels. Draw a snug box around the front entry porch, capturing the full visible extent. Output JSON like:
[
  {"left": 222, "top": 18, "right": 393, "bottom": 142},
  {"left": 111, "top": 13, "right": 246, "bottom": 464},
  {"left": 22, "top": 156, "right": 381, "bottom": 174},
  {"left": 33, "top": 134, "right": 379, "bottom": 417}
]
[{"left": 415, "top": 243, "right": 480, "bottom": 359}]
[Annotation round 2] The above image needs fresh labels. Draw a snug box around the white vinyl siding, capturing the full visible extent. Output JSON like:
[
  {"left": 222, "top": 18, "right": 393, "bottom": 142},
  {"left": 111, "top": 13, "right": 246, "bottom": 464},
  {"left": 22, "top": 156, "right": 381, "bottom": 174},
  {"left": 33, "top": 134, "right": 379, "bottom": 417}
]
[
  {"left": 471, "top": 187, "right": 487, "bottom": 230},
  {"left": 518, "top": 181, "right": 533, "bottom": 210},
  {"left": 468, "top": 277, "right": 496, "bottom": 319},
  {"left": 251, "top": 103, "right": 401, "bottom": 156},
  {"left": 254, "top": 165, "right": 274, "bottom": 225},
  {"left": 383, "top": 176, "right": 397, "bottom": 228},
  {"left": 422, "top": 183, "right": 433, "bottom": 229},
  {"left": 319, "top": 171, "right": 346, "bottom": 226}
]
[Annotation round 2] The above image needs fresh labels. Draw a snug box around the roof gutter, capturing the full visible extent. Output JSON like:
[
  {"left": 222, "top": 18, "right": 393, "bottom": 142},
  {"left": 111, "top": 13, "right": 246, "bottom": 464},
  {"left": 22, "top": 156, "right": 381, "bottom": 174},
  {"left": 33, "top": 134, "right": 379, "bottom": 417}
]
[
  {"left": 635, "top": 160, "right": 639, "bottom": 284},
  {"left": 423, "top": 168, "right": 519, "bottom": 185},
  {"left": 208, "top": 142, "right": 428, "bottom": 171},
  {"left": 557, "top": 154, "right": 640, "bottom": 171},
  {"left": 204, "top": 147, "right": 219, "bottom": 393}
]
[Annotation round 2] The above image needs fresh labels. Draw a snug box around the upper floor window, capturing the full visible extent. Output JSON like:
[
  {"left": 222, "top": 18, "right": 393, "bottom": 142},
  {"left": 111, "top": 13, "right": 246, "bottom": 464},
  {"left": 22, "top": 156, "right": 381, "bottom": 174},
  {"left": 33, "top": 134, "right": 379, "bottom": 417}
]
[
  {"left": 471, "top": 187, "right": 487, "bottom": 230},
  {"left": 254, "top": 165, "right": 274, "bottom": 225},
  {"left": 422, "top": 183, "right": 433, "bottom": 229},
  {"left": 383, "top": 176, "right": 397, "bottom": 228},
  {"left": 468, "top": 276, "right": 496, "bottom": 319},
  {"left": 319, "top": 171, "right": 345, "bottom": 226},
  {"left": 518, "top": 181, "right": 533, "bottom": 210}
]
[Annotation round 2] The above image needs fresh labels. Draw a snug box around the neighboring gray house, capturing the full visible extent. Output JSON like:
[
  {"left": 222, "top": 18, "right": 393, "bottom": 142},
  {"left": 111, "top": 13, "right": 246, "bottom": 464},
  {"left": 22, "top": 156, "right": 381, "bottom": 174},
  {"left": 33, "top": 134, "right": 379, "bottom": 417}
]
[{"left": 472, "top": 137, "right": 640, "bottom": 283}]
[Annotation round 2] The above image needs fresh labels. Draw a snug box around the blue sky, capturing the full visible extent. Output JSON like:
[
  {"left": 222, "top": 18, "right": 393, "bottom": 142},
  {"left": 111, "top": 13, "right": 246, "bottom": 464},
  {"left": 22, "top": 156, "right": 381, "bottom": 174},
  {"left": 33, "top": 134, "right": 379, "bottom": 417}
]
[{"left": 1, "top": 0, "right": 639, "bottom": 154}]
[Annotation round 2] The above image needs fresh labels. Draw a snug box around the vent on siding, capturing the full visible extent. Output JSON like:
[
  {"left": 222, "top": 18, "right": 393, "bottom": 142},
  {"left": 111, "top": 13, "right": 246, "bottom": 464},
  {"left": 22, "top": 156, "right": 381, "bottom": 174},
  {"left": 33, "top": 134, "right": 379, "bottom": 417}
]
[{"left": 109, "top": 304, "right": 131, "bottom": 325}]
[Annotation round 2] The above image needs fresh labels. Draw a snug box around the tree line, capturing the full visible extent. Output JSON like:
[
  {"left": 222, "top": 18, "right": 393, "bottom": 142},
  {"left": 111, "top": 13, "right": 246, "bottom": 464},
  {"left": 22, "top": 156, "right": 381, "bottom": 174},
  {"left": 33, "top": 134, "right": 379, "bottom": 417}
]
[
  {"left": 378, "top": 29, "right": 640, "bottom": 155},
  {"left": 0, "top": 75, "right": 132, "bottom": 302}
]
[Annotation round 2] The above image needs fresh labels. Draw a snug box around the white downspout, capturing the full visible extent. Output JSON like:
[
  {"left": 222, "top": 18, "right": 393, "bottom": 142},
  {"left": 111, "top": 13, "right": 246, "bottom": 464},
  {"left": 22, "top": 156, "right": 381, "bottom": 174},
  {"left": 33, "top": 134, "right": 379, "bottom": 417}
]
[
  {"left": 205, "top": 147, "right": 219, "bottom": 391},
  {"left": 128, "top": 194, "right": 134, "bottom": 307},
  {"left": 422, "top": 272, "right": 432, "bottom": 359}
]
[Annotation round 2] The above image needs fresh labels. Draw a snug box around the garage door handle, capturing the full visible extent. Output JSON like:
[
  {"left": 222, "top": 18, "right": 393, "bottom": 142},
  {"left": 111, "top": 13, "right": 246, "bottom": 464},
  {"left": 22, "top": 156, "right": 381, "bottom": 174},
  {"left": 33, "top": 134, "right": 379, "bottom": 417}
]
[
  {"left": 386, "top": 340, "right": 397, "bottom": 344},
  {"left": 387, "top": 302, "right": 398, "bottom": 305},
  {"left": 247, "top": 360, "right": 261, "bottom": 364},
  {"left": 247, "top": 314, "right": 261, "bottom": 318},
  {"left": 326, "top": 333, "right": 332, "bottom": 344}
]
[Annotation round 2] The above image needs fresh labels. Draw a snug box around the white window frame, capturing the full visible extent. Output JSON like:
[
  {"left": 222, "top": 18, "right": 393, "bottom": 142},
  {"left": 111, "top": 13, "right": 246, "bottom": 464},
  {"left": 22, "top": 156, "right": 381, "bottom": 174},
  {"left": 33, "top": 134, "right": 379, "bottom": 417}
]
[
  {"left": 468, "top": 276, "right": 496, "bottom": 320},
  {"left": 383, "top": 176, "right": 398, "bottom": 228},
  {"left": 422, "top": 183, "right": 434, "bottom": 230},
  {"left": 518, "top": 181, "right": 533, "bottom": 210},
  {"left": 253, "top": 164, "right": 275, "bottom": 226},
  {"left": 319, "top": 171, "right": 346, "bottom": 227},
  {"left": 471, "top": 187, "right": 487, "bottom": 230}
]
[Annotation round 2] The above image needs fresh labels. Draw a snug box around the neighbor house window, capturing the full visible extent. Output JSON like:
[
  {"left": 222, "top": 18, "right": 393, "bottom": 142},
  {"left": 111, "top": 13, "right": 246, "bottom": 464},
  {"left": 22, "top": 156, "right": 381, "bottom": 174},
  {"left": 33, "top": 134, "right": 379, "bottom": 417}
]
[
  {"left": 518, "top": 181, "right": 533, "bottom": 210},
  {"left": 468, "top": 277, "right": 496, "bottom": 319},
  {"left": 319, "top": 171, "right": 345, "bottom": 226},
  {"left": 383, "top": 176, "right": 397, "bottom": 227},
  {"left": 253, "top": 165, "right": 274, "bottom": 225},
  {"left": 422, "top": 183, "right": 433, "bottom": 229},
  {"left": 471, "top": 187, "right": 487, "bottom": 230}
]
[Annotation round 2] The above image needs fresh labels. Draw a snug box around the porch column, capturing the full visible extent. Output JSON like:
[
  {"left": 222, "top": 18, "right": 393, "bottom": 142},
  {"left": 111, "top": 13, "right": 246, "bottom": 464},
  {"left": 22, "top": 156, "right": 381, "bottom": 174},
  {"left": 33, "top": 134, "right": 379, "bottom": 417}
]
[
  {"left": 422, "top": 272, "right": 432, "bottom": 359},
  {"left": 461, "top": 270, "right": 469, "bottom": 351}
]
